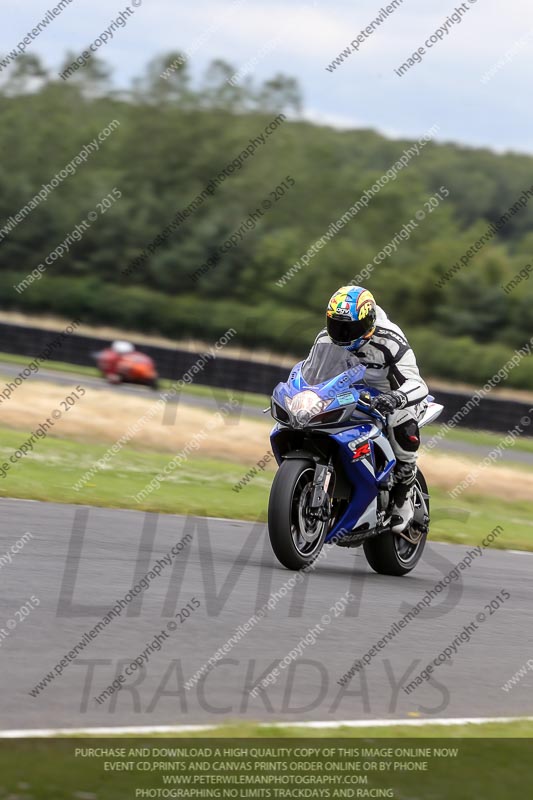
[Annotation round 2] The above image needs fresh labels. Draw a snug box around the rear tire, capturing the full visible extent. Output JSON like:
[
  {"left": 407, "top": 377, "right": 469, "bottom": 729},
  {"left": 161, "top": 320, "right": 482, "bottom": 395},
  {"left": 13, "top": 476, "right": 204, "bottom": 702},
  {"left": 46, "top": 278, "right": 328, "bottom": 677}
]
[
  {"left": 363, "top": 469, "right": 429, "bottom": 576},
  {"left": 268, "top": 458, "right": 327, "bottom": 570}
]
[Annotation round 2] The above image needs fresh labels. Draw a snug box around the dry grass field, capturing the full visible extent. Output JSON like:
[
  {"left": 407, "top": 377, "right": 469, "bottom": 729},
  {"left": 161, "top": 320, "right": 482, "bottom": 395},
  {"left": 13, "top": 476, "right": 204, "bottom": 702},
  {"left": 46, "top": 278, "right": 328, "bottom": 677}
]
[{"left": 0, "top": 378, "right": 531, "bottom": 503}]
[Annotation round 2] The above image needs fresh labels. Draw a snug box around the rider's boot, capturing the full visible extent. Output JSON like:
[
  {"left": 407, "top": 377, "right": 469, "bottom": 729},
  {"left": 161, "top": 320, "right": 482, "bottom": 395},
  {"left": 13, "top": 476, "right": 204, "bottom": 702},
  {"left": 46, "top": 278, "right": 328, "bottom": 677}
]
[{"left": 389, "top": 461, "right": 417, "bottom": 534}]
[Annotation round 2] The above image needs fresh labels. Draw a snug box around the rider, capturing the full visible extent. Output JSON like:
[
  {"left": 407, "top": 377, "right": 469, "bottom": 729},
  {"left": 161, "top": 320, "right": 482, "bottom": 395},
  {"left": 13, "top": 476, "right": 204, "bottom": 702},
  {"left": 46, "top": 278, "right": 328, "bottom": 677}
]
[
  {"left": 112, "top": 340, "right": 135, "bottom": 356},
  {"left": 318, "top": 285, "right": 428, "bottom": 533},
  {"left": 99, "top": 340, "right": 135, "bottom": 383}
]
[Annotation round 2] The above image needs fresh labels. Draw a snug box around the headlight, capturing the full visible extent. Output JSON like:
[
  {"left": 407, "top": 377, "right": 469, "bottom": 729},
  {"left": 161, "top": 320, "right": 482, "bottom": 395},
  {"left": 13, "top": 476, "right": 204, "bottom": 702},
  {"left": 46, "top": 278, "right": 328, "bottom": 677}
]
[{"left": 286, "top": 391, "right": 331, "bottom": 426}]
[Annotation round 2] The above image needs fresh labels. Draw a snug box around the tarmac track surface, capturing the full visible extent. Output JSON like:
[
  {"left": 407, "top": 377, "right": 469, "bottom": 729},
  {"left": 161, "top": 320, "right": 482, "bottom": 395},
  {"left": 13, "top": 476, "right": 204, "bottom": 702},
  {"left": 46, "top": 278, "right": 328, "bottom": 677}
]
[{"left": 1, "top": 499, "right": 531, "bottom": 731}]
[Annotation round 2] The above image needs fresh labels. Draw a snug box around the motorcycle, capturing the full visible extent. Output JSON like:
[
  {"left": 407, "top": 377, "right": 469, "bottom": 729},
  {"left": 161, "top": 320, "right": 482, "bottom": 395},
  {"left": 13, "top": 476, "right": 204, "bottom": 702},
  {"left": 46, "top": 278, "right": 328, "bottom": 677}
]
[
  {"left": 94, "top": 349, "right": 159, "bottom": 390},
  {"left": 268, "top": 339, "right": 443, "bottom": 575}
]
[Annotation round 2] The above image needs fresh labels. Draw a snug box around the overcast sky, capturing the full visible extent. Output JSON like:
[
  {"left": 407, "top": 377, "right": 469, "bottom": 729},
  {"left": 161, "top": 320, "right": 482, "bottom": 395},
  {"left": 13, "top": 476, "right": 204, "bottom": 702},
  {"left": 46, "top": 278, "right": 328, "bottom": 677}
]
[{"left": 3, "top": 0, "right": 533, "bottom": 154}]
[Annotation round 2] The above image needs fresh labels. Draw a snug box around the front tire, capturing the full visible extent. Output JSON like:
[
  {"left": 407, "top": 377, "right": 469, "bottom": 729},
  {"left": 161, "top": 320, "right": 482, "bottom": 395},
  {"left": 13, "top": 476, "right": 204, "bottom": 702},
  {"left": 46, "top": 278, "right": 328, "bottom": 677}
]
[
  {"left": 363, "top": 469, "right": 429, "bottom": 576},
  {"left": 268, "top": 459, "right": 328, "bottom": 570}
]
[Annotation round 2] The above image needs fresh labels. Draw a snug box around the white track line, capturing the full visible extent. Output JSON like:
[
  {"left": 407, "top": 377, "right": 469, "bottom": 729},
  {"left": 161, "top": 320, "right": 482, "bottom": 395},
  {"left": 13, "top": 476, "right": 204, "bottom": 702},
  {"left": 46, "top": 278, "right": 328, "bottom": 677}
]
[{"left": 2, "top": 716, "right": 533, "bottom": 738}]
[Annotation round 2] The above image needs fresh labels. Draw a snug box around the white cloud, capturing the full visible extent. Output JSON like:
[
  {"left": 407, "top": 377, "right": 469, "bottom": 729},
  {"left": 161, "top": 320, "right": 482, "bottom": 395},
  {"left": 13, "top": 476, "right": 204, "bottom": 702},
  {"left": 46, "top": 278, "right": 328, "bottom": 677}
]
[{"left": 1, "top": 0, "right": 533, "bottom": 152}]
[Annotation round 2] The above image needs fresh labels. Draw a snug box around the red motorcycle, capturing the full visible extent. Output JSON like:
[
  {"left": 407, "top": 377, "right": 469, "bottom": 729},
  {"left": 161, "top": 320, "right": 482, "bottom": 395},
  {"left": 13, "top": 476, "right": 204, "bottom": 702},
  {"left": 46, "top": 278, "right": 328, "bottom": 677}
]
[{"left": 94, "top": 341, "right": 159, "bottom": 390}]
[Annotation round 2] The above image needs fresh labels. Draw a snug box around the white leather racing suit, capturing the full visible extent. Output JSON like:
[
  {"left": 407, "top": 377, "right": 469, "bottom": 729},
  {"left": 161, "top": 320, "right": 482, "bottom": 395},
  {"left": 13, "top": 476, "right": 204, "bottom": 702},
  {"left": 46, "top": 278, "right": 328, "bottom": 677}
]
[{"left": 313, "top": 305, "right": 428, "bottom": 469}]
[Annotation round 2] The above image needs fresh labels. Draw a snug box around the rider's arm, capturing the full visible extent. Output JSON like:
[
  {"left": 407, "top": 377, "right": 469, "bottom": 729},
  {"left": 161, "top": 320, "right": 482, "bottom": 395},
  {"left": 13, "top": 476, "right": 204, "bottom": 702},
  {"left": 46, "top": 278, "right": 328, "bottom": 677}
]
[{"left": 388, "top": 346, "right": 428, "bottom": 407}]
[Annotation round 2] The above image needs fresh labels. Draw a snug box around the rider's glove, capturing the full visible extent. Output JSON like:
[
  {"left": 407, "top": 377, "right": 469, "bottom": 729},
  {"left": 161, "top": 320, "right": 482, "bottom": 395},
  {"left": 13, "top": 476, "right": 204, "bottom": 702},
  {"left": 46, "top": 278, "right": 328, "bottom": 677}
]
[{"left": 370, "top": 390, "right": 407, "bottom": 415}]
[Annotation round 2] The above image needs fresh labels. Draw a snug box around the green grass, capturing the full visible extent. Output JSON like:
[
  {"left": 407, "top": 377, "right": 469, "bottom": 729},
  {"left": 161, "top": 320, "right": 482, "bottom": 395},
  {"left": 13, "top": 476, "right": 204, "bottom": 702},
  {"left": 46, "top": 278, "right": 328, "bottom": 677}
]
[
  {"left": 1, "top": 724, "right": 532, "bottom": 799},
  {"left": 0, "top": 426, "right": 531, "bottom": 550},
  {"left": 0, "top": 350, "right": 100, "bottom": 377},
  {"left": 47, "top": 720, "right": 533, "bottom": 738},
  {"left": 0, "top": 427, "right": 271, "bottom": 520},
  {"left": 424, "top": 422, "right": 533, "bottom": 454}
]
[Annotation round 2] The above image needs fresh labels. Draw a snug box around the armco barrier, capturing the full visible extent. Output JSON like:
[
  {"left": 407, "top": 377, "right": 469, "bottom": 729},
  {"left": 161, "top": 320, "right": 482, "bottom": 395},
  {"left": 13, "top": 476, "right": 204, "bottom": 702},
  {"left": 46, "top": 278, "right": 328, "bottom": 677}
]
[
  {"left": 0, "top": 321, "right": 288, "bottom": 396},
  {"left": 0, "top": 321, "right": 531, "bottom": 435}
]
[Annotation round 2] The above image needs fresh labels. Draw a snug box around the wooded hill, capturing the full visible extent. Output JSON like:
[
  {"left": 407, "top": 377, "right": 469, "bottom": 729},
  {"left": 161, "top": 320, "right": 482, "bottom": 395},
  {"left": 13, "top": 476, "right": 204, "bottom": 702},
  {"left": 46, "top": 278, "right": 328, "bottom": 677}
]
[{"left": 1, "top": 53, "right": 533, "bottom": 387}]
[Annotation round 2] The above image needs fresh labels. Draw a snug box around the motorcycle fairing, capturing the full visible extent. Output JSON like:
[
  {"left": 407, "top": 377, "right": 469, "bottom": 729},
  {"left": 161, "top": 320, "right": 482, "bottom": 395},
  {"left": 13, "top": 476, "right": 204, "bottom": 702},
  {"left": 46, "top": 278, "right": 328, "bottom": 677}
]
[{"left": 270, "top": 354, "right": 401, "bottom": 543}]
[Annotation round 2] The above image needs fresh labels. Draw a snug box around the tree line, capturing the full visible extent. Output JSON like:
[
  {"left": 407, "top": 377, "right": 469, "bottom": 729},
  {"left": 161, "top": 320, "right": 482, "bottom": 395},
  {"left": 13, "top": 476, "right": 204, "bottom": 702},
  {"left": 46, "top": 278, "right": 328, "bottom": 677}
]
[{"left": 1, "top": 52, "right": 533, "bottom": 388}]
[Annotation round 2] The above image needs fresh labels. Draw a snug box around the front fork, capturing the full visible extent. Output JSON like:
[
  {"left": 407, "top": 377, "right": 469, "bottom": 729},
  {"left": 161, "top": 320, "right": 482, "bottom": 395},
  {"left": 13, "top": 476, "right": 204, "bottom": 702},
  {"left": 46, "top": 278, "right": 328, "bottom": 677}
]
[{"left": 308, "top": 460, "right": 334, "bottom": 521}]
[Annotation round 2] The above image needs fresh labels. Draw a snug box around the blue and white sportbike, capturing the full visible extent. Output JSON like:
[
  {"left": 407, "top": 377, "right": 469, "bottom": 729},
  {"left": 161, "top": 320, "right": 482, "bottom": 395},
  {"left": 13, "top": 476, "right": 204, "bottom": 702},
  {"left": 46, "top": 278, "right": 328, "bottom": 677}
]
[{"left": 268, "top": 339, "right": 443, "bottom": 575}]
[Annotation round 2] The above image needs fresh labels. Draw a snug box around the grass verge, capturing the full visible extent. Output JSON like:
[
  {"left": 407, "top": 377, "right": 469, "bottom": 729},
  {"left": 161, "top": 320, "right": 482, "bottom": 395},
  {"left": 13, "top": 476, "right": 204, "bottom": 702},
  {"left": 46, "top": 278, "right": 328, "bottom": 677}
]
[
  {"left": 424, "top": 422, "right": 533, "bottom": 454},
  {"left": 0, "top": 722, "right": 532, "bottom": 800},
  {"left": 0, "top": 427, "right": 531, "bottom": 550},
  {"left": 45, "top": 719, "right": 533, "bottom": 738}
]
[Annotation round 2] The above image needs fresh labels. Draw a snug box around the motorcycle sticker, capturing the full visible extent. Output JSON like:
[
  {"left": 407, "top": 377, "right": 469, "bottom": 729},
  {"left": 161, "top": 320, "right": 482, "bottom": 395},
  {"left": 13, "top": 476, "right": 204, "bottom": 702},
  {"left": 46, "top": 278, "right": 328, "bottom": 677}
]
[
  {"left": 337, "top": 391, "right": 356, "bottom": 406},
  {"left": 351, "top": 441, "right": 371, "bottom": 461}
]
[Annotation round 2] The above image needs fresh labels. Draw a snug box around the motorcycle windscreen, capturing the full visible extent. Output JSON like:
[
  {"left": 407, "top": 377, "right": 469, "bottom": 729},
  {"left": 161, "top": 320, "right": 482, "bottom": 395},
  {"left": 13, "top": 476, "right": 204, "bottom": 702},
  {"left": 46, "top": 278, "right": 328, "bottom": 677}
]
[{"left": 301, "top": 341, "right": 364, "bottom": 385}]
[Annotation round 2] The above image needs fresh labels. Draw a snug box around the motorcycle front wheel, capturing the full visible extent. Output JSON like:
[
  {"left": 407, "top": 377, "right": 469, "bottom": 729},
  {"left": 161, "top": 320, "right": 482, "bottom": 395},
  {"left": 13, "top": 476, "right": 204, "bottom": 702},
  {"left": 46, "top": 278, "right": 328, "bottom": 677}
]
[{"left": 268, "top": 458, "right": 328, "bottom": 570}]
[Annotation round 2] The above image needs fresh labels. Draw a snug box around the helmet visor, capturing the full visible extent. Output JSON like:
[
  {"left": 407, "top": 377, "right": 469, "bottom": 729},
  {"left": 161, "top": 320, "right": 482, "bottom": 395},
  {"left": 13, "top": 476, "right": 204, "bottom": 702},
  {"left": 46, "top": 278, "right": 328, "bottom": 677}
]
[{"left": 327, "top": 314, "right": 374, "bottom": 346}]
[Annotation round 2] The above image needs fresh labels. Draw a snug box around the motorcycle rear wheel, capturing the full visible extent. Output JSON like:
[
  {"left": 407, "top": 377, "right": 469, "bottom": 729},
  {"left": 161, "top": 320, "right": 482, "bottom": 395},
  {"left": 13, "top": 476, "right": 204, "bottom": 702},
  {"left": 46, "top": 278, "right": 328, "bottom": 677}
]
[
  {"left": 363, "top": 469, "right": 429, "bottom": 576},
  {"left": 268, "top": 458, "right": 328, "bottom": 570}
]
